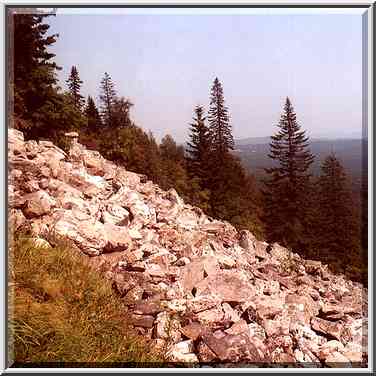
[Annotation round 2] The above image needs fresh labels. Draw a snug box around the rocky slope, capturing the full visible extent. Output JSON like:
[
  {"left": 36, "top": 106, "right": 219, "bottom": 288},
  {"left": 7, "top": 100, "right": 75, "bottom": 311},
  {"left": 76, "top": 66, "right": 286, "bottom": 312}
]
[{"left": 8, "top": 129, "right": 368, "bottom": 367}]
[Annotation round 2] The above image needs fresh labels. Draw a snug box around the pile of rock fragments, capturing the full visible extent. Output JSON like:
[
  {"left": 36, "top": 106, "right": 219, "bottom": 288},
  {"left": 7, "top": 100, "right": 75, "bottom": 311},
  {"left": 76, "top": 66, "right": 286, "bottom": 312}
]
[{"left": 8, "top": 129, "right": 368, "bottom": 367}]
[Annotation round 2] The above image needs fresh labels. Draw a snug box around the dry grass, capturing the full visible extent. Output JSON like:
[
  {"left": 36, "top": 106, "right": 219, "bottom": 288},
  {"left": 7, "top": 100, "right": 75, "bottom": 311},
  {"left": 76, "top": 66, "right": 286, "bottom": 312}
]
[{"left": 8, "top": 234, "right": 164, "bottom": 367}]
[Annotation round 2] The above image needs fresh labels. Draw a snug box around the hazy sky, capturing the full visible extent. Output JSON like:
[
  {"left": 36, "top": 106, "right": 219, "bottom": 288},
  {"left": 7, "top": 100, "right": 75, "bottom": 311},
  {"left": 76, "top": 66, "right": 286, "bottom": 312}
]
[{"left": 47, "top": 8, "right": 364, "bottom": 143}]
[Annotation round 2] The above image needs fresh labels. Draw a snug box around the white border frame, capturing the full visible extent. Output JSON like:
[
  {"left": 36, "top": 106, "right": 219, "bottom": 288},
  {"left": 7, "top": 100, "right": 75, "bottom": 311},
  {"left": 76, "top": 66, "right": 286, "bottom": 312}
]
[{"left": 0, "top": 1, "right": 373, "bottom": 373}]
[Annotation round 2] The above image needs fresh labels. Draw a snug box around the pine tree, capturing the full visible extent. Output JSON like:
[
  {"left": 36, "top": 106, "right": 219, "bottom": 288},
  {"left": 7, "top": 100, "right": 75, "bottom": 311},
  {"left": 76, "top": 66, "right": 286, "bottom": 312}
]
[
  {"left": 263, "top": 97, "right": 314, "bottom": 251},
  {"left": 186, "top": 105, "right": 211, "bottom": 180},
  {"left": 316, "top": 154, "right": 361, "bottom": 265},
  {"left": 99, "top": 72, "right": 117, "bottom": 127},
  {"left": 207, "top": 78, "right": 234, "bottom": 157},
  {"left": 11, "top": 12, "right": 86, "bottom": 142},
  {"left": 85, "top": 96, "right": 102, "bottom": 131},
  {"left": 66, "top": 66, "right": 84, "bottom": 110},
  {"left": 12, "top": 13, "right": 60, "bottom": 120}
]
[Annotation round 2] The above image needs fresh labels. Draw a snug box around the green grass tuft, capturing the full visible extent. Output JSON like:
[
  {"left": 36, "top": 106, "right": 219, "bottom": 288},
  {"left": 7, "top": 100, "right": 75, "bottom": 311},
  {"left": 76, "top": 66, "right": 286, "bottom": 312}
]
[{"left": 8, "top": 234, "right": 164, "bottom": 367}]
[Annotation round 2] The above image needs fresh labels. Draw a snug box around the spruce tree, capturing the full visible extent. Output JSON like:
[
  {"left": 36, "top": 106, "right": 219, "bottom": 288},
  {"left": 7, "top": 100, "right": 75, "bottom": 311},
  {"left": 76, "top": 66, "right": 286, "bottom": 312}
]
[
  {"left": 85, "top": 96, "right": 102, "bottom": 131},
  {"left": 99, "top": 72, "right": 117, "bottom": 127},
  {"left": 207, "top": 77, "right": 234, "bottom": 157},
  {"left": 263, "top": 97, "right": 314, "bottom": 251},
  {"left": 186, "top": 105, "right": 211, "bottom": 180},
  {"left": 316, "top": 154, "right": 361, "bottom": 266},
  {"left": 11, "top": 12, "right": 86, "bottom": 142},
  {"left": 12, "top": 13, "right": 60, "bottom": 122},
  {"left": 66, "top": 66, "right": 84, "bottom": 110}
]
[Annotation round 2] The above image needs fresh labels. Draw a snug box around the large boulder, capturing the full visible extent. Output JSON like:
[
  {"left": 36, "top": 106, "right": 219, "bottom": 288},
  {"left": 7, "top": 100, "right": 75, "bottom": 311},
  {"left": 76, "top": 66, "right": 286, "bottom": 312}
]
[{"left": 195, "top": 270, "right": 256, "bottom": 303}]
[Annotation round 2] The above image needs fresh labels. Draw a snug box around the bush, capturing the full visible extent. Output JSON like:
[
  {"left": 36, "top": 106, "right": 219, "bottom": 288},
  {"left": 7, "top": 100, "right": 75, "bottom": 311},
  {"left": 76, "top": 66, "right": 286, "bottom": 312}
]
[{"left": 8, "top": 234, "right": 163, "bottom": 367}]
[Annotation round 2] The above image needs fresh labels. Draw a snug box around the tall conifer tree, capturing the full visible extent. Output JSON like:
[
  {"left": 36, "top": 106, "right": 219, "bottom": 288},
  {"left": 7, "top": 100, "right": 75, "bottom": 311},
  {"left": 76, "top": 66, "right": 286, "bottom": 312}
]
[
  {"left": 12, "top": 13, "right": 60, "bottom": 127},
  {"left": 85, "top": 96, "right": 101, "bottom": 131},
  {"left": 187, "top": 105, "right": 211, "bottom": 180},
  {"left": 316, "top": 154, "right": 361, "bottom": 263},
  {"left": 207, "top": 78, "right": 234, "bottom": 157},
  {"left": 66, "top": 66, "right": 84, "bottom": 110},
  {"left": 99, "top": 72, "right": 117, "bottom": 127},
  {"left": 263, "top": 97, "right": 314, "bottom": 250}
]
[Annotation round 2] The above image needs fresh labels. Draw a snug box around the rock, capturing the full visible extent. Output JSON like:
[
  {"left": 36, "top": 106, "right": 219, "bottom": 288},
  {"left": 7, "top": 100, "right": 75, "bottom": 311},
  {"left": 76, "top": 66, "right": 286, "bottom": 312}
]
[
  {"left": 166, "top": 340, "right": 198, "bottom": 362},
  {"left": 269, "top": 243, "right": 290, "bottom": 261},
  {"left": 197, "top": 340, "right": 218, "bottom": 362},
  {"left": 248, "top": 322, "right": 266, "bottom": 340},
  {"left": 9, "top": 209, "right": 26, "bottom": 231},
  {"left": 110, "top": 169, "right": 141, "bottom": 190},
  {"left": 124, "top": 248, "right": 144, "bottom": 264},
  {"left": 252, "top": 295, "right": 285, "bottom": 321},
  {"left": 225, "top": 319, "right": 249, "bottom": 336},
  {"left": 187, "top": 295, "right": 222, "bottom": 313},
  {"left": 216, "top": 254, "right": 236, "bottom": 269},
  {"left": 8, "top": 130, "right": 367, "bottom": 367},
  {"left": 168, "top": 339, "right": 194, "bottom": 354},
  {"left": 263, "top": 317, "right": 290, "bottom": 337},
  {"left": 154, "top": 311, "right": 181, "bottom": 342},
  {"left": 196, "top": 306, "right": 225, "bottom": 325},
  {"left": 65, "top": 131, "right": 79, "bottom": 138},
  {"left": 127, "top": 261, "right": 146, "bottom": 272},
  {"left": 8, "top": 129, "right": 25, "bottom": 153},
  {"left": 202, "top": 332, "right": 262, "bottom": 362},
  {"left": 238, "top": 230, "right": 256, "bottom": 250},
  {"left": 147, "top": 263, "right": 166, "bottom": 278},
  {"left": 295, "top": 337, "right": 321, "bottom": 364},
  {"left": 52, "top": 216, "right": 102, "bottom": 256},
  {"left": 180, "top": 322, "right": 208, "bottom": 340},
  {"left": 325, "top": 352, "right": 351, "bottom": 367},
  {"left": 263, "top": 280, "right": 280, "bottom": 295},
  {"left": 285, "top": 293, "right": 318, "bottom": 324},
  {"left": 305, "top": 260, "right": 323, "bottom": 276},
  {"left": 272, "top": 352, "right": 296, "bottom": 363},
  {"left": 222, "top": 303, "right": 241, "bottom": 323},
  {"left": 343, "top": 351, "right": 362, "bottom": 363},
  {"left": 124, "top": 285, "right": 144, "bottom": 302},
  {"left": 101, "top": 203, "right": 130, "bottom": 226},
  {"left": 30, "top": 237, "right": 51, "bottom": 249},
  {"left": 254, "top": 241, "right": 269, "bottom": 259},
  {"left": 201, "top": 221, "right": 227, "bottom": 234},
  {"left": 175, "top": 257, "right": 191, "bottom": 267},
  {"left": 318, "top": 340, "right": 344, "bottom": 360},
  {"left": 129, "top": 314, "right": 154, "bottom": 328},
  {"left": 23, "top": 190, "right": 56, "bottom": 218},
  {"left": 175, "top": 210, "right": 199, "bottom": 230},
  {"left": 163, "top": 299, "right": 187, "bottom": 313},
  {"left": 176, "top": 256, "right": 217, "bottom": 287},
  {"left": 133, "top": 301, "right": 164, "bottom": 316},
  {"left": 24, "top": 180, "right": 40, "bottom": 193},
  {"left": 195, "top": 270, "right": 255, "bottom": 303},
  {"left": 311, "top": 317, "right": 344, "bottom": 342},
  {"left": 103, "top": 223, "right": 132, "bottom": 253}
]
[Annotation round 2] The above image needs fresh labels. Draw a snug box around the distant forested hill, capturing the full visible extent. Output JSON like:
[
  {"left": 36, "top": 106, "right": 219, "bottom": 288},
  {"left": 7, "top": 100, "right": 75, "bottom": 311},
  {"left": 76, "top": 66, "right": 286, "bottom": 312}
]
[{"left": 234, "top": 138, "right": 368, "bottom": 193}]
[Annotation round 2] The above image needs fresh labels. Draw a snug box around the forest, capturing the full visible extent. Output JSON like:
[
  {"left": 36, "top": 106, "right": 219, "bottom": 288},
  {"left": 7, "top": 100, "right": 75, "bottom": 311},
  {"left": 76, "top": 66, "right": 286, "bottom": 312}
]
[{"left": 10, "top": 13, "right": 368, "bottom": 285}]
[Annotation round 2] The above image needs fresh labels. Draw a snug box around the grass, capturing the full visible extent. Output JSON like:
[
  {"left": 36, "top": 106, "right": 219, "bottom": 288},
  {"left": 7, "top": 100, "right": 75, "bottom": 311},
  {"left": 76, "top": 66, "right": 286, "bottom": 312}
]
[{"left": 8, "top": 234, "right": 164, "bottom": 367}]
